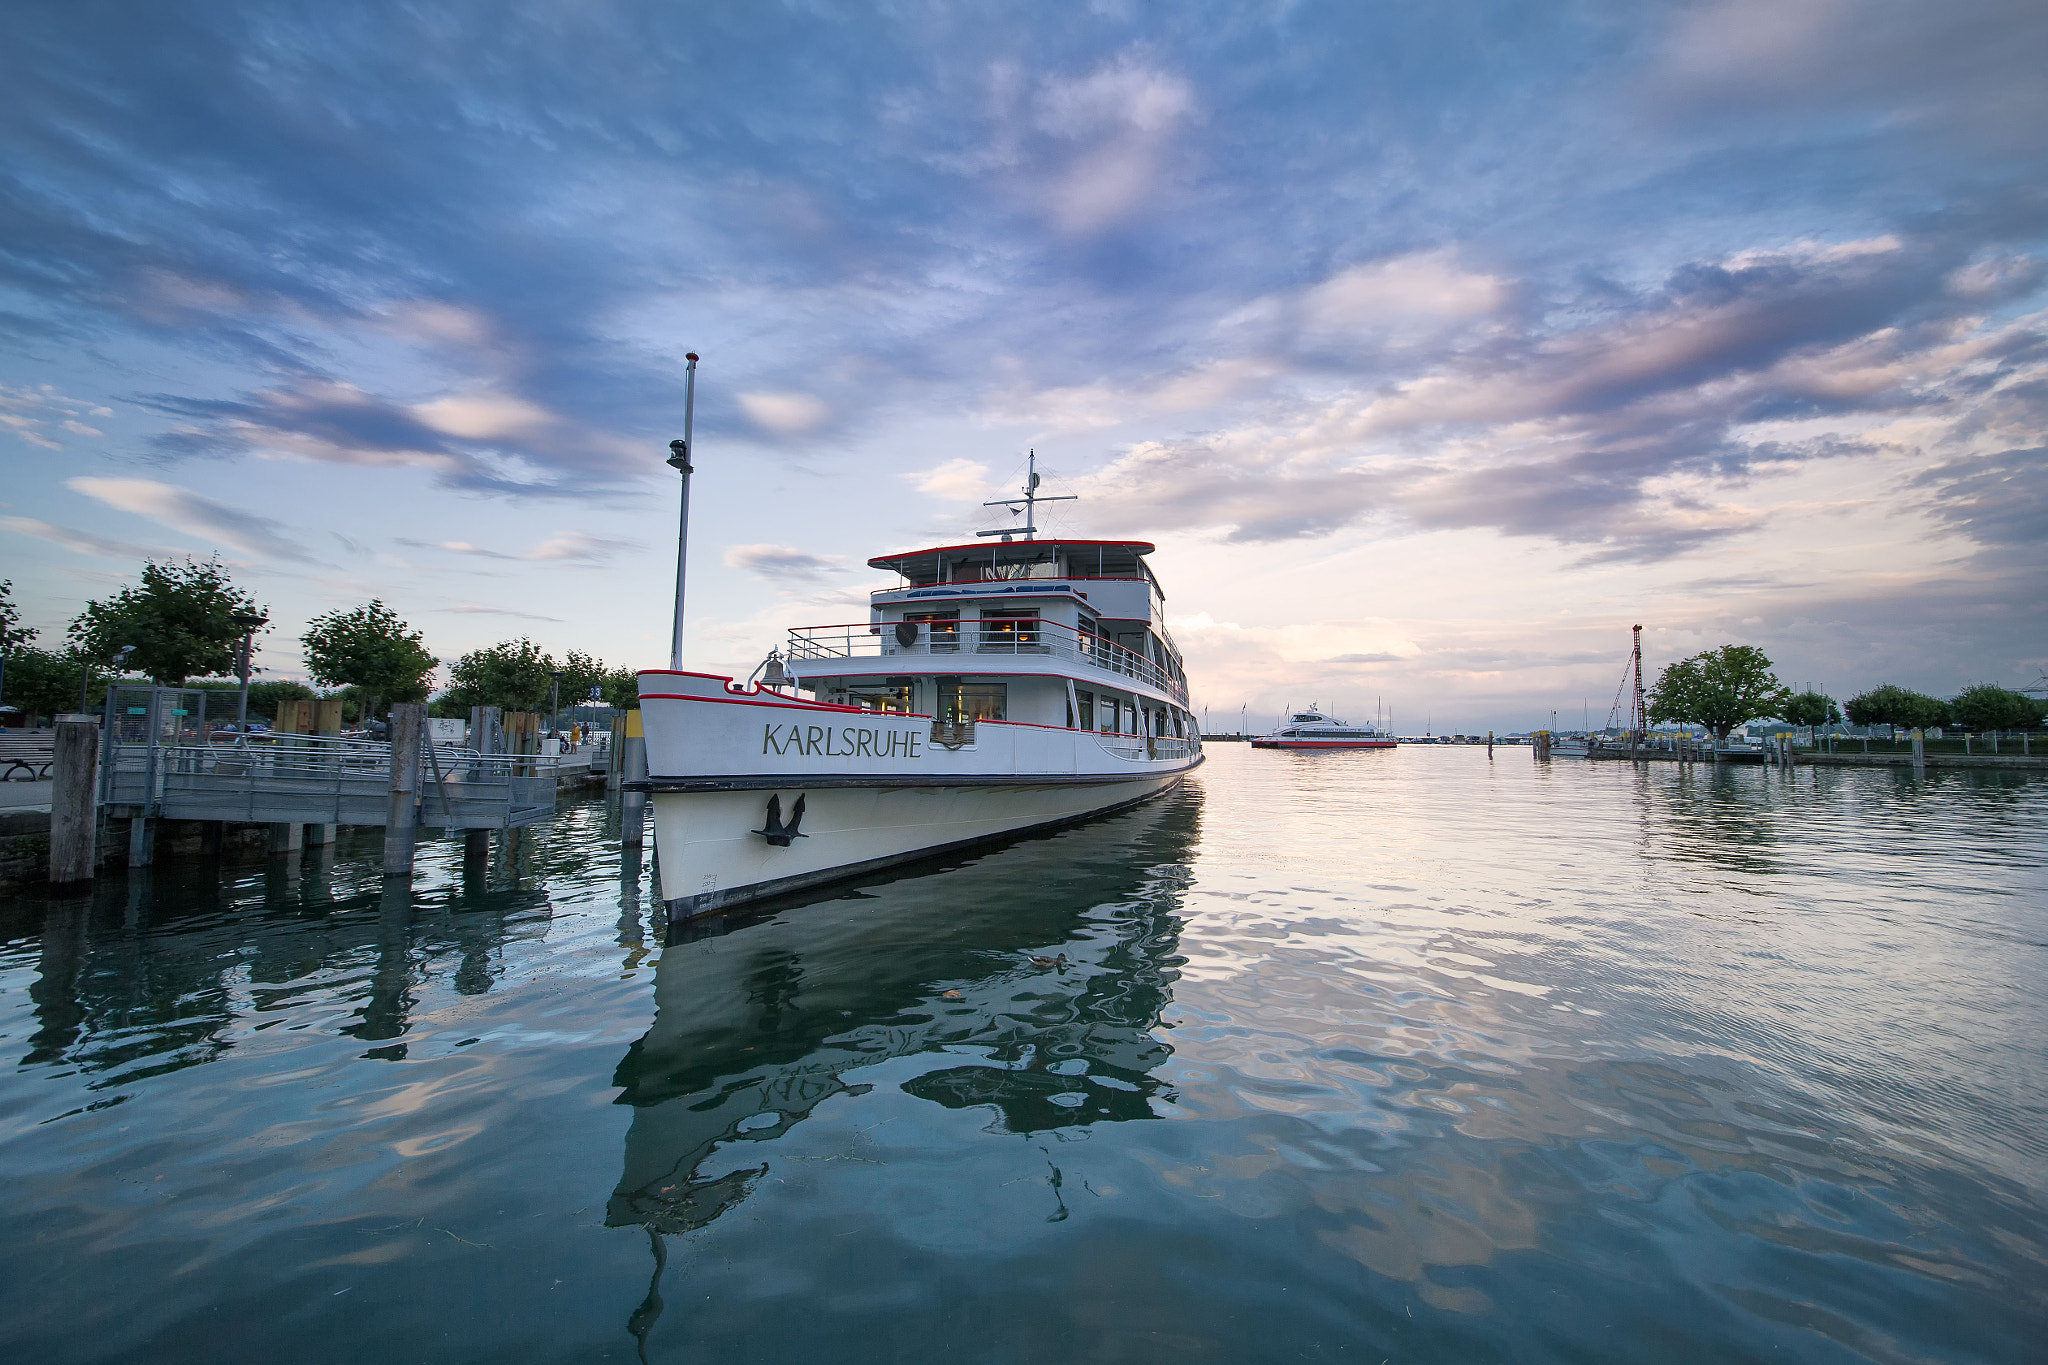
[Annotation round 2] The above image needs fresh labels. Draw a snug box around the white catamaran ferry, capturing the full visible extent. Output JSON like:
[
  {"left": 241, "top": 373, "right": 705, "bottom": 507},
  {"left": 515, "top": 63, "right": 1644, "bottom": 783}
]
[
  {"left": 637, "top": 458, "right": 1202, "bottom": 923},
  {"left": 1250, "top": 706, "right": 1397, "bottom": 750}
]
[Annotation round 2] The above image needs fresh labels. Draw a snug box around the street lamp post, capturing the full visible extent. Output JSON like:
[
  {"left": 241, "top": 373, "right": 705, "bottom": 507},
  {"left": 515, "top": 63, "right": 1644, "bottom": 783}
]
[
  {"left": 548, "top": 670, "right": 563, "bottom": 738},
  {"left": 667, "top": 352, "right": 699, "bottom": 672},
  {"left": 231, "top": 612, "right": 268, "bottom": 730}
]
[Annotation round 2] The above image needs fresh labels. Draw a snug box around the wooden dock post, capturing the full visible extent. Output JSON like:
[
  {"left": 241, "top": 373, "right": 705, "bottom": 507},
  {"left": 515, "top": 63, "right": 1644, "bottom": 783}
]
[
  {"left": 306, "top": 698, "right": 344, "bottom": 847},
  {"left": 620, "top": 709, "right": 647, "bottom": 848},
  {"left": 1910, "top": 727, "right": 1925, "bottom": 770},
  {"left": 1533, "top": 729, "right": 1551, "bottom": 761},
  {"left": 272, "top": 698, "right": 311, "bottom": 853},
  {"left": 49, "top": 716, "right": 100, "bottom": 885},
  {"left": 383, "top": 703, "right": 425, "bottom": 877},
  {"left": 464, "top": 705, "right": 501, "bottom": 866}
]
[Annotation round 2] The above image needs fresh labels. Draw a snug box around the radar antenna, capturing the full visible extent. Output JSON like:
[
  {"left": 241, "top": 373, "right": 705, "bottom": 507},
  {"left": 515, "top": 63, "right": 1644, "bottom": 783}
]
[{"left": 977, "top": 450, "right": 1076, "bottom": 542}]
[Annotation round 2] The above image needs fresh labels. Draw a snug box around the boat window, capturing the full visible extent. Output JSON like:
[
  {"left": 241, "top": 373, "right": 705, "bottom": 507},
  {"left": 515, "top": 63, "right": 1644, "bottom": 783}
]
[
  {"left": 1099, "top": 696, "right": 1120, "bottom": 733},
  {"left": 1074, "top": 690, "right": 1094, "bottom": 731},
  {"left": 903, "top": 610, "right": 959, "bottom": 653},
  {"left": 977, "top": 609, "right": 1040, "bottom": 651},
  {"left": 847, "top": 683, "right": 914, "bottom": 714},
  {"left": 937, "top": 680, "right": 1006, "bottom": 723}
]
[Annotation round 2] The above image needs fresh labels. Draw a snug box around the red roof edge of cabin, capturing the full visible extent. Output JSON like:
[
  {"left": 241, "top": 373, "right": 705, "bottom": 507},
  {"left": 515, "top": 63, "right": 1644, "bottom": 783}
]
[{"left": 866, "top": 538, "right": 1156, "bottom": 570}]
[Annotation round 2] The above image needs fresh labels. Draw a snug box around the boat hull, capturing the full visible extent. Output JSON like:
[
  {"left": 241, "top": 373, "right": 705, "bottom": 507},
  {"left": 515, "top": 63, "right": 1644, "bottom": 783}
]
[
  {"left": 1248, "top": 739, "right": 1397, "bottom": 750},
  {"left": 634, "top": 671, "right": 1202, "bottom": 922},
  {"left": 649, "top": 773, "right": 1189, "bottom": 921}
]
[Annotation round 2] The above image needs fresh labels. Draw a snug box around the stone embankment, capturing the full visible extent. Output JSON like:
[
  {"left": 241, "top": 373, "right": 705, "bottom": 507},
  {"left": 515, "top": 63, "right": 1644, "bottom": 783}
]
[{"left": 1797, "top": 752, "right": 2048, "bottom": 769}]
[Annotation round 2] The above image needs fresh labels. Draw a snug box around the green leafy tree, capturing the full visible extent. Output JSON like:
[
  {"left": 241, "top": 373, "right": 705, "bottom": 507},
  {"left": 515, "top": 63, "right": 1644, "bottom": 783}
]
[
  {"left": 555, "top": 650, "right": 639, "bottom": 711},
  {"left": 557, "top": 649, "right": 607, "bottom": 709},
  {"left": 300, "top": 600, "right": 437, "bottom": 726},
  {"left": 440, "top": 638, "right": 556, "bottom": 713},
  {"left": 67, "top": 557, "right": 265, "bottom": 685},
  {"left": 1845, "top": 684, "right": 1952, "bottom": 733},
  {"left": 1949, "top": 683, "right": 2047, "bottom": 732},
  {"left": 0, "top": 579, "right": 39, "bottom": 714},
  {"left": 0, "top": 579, "right": 34, "bottom": 654},
  {"left": 1646, "top": 645, "right": 1792, "bottom": 743},
  {"left": 599, "top": 666, "right": 639, "bottom": 710},
  {"left": 1781, "top": 690, "right": 1840, "bottom": 741},
  {"left": 1, "top": 645, "right": 86, "bottom": 723}
]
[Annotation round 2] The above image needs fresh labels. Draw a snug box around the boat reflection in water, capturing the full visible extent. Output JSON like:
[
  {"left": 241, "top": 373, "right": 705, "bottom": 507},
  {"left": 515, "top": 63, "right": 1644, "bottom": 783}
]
[{"left": 605, "top": 787, "right": 1200, "bottom": 1350}]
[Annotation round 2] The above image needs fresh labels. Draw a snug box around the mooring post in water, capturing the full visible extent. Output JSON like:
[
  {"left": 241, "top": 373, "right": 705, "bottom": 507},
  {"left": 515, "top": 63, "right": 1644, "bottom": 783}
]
[
  {"left": 306, "top": 698, "right": 343, "bottom": 847},
  {"left": 465, "top": 705, "right": 500, "bottom": 867},
  {"left": 621, "top": 709, "right": 647, "bottom": 848},
  {"left": 1533, "top": 729, "right": 1550, "bottom": 761},
  {"left": 128, "top": 809, "right": 154, "bottom": 866},
  {"left": 384, "top": 703, "right": 426, "bottom": 877},
  {"left": 1911, "top": 727, "right": 1925, "bottom": 770},
  {"left": 49, "top": 716, "right": 100, "bottom": 884},
  {"left": 271, "top": 698, "right": 310, "bottom": 854}
]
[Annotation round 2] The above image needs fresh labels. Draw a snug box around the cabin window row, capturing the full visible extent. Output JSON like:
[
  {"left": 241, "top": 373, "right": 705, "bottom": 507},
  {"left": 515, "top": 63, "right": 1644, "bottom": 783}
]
[
  {"left": 887, "top": 609, "right": 1182, "bottom": 682},
  {"left": 837, "top": 678, "right": 1192, "bottom": 740}
]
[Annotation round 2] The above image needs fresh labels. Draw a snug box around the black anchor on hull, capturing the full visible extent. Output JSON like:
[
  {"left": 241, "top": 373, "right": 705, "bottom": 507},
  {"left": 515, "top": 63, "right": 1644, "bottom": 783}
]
[{"left": 753, "top": 793, "right": 809, "bottom": 846}]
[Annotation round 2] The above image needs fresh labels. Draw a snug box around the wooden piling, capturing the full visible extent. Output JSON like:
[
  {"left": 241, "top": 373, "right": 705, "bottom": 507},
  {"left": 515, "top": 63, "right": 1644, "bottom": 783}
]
[
  {"left": 1911, "top": 727, "right": 1926, "bottom": 770},
  {"left": 49, "top": 717, "right": 99, "bottom": 884},
  {"left": 383, "top": 702, "right": 425, "bottom": 877},
  {"left": 463, "top": 705, "right": 502, "bottom": 869},
  {"left": 302, "top": 697, "right": 344, "bottom": 847},
  {"left": 272, "top": 698, "right": 312, "bottom": 850},
  {"left": 469, "top": 704, "right": 503, "bottom": 759}
]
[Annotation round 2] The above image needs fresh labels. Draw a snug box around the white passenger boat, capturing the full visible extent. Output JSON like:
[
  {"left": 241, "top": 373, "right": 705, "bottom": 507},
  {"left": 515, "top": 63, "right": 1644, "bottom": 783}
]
[
  {"left": 637, "top": 462, "right": 1203, "bottom": 923},
  {"left": 1249, "top": 706, "right": 1396, "bottom": 750}
]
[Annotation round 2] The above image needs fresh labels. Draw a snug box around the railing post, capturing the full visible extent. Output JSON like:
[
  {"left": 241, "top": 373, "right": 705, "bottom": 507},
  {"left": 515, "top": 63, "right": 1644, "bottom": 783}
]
[{"left": 384, "top": 703, "right": 425, "bottom": 877}]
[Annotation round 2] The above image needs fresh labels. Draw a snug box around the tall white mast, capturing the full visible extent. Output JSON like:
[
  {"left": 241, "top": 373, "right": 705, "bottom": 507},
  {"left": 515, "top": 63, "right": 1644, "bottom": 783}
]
[{"left": 667, "top": 352, "right": 699, "bottom": 671}]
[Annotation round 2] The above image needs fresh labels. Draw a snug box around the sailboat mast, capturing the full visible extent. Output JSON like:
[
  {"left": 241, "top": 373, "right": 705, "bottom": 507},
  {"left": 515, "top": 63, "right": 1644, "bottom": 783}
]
[{"left": 1631, "top": 624, "right": 1646, "bottom": 736}]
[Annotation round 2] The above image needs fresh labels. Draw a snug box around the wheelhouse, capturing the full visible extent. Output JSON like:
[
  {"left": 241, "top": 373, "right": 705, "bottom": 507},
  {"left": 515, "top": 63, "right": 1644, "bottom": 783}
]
[{"left": 781, "top": 537, "right": 1196, "bottom": 746}]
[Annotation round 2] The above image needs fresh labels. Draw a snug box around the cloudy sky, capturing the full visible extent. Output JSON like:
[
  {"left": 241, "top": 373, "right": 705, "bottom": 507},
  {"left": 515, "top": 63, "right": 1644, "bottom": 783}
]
[{"left": 3, "top": 0, "right": 2043, "bottom": 731}]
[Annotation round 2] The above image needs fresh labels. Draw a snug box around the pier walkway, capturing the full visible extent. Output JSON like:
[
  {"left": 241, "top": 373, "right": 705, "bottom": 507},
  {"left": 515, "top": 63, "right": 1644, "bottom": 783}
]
[{"left": 102, "top": 732, "right": 559, "bottom": 831}]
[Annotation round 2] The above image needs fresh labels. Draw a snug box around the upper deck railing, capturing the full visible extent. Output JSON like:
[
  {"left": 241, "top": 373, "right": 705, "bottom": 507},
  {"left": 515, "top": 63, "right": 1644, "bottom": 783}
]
[{"left": 785, "top": 618, "right": 1189, "bottom": 704}]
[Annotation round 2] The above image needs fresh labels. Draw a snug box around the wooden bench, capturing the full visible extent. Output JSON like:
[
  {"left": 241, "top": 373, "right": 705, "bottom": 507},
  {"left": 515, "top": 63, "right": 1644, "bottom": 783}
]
[{"left": 0, "top": 734, "right": 56, "bottom": 781}]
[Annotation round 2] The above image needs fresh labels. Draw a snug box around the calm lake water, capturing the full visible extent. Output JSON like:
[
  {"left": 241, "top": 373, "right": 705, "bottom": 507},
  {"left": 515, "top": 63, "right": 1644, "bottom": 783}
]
[{"left": 2, "top": 746, "right": 2044, "bottom": 1363}]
